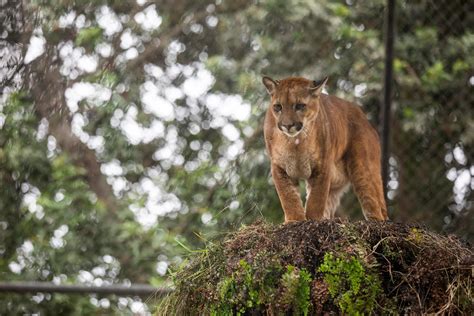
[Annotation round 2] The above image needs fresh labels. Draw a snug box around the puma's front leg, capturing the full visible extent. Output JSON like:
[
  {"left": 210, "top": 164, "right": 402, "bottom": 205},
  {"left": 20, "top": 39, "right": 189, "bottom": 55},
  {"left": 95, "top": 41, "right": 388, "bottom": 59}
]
[
  {"left": 305, "top": 171, "right": 331, "bottom": 220},
  {"left": 271, "top": 165, "right": 306, "bottom": 223}
]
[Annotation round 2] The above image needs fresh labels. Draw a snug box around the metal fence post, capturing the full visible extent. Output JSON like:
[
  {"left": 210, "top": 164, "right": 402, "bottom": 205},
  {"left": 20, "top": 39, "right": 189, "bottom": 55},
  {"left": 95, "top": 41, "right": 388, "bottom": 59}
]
[{"left": 381, "top": 0, "right": 396, "bottom": 202}]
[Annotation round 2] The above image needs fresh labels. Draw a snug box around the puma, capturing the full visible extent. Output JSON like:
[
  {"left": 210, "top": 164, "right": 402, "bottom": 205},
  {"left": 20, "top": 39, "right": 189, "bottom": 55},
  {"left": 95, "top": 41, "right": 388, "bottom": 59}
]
[{"left": 262, "top": 76, "right": 388, "bottom": 222}]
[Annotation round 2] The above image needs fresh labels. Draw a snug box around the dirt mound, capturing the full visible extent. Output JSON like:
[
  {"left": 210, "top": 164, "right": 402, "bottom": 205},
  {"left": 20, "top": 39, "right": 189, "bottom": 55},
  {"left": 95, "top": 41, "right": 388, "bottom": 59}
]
[{"left": 157, "top": 220, "right": 473, "bottom": 315}]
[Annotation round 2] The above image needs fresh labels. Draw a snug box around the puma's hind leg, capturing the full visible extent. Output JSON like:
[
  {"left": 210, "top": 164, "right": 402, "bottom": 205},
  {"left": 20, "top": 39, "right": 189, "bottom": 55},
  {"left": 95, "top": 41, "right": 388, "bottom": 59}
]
[
  {"left": 327, "top": 185, "right": 350, "bottom": 219},
  {"left": 347, "top": 149, "right": 388, "bottom": 221},
  {"left": 325, "top": 186, "right": 350, "bottom": 219}
]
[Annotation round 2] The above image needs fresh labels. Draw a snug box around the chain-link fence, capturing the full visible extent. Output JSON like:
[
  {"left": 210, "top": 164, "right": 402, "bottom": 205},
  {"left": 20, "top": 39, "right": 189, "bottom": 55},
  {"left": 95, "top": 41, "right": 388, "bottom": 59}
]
[
  {"left": 339, "top": 0, "right": 472, "bottom": 241},
  {"left": 387, "top": 0, "right": 472, "bottom": 239}
]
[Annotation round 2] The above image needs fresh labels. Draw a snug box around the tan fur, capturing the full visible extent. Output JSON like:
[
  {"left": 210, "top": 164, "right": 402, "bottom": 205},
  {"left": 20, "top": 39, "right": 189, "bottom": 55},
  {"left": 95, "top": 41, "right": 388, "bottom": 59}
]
[{"left": 263, "top": 76, "right": 388, "bottom": 222}]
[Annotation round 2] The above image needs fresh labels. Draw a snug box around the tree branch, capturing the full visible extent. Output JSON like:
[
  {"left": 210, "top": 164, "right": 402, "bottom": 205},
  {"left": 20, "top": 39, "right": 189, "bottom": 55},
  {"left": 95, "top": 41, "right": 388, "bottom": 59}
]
[{"left": 27, "top": 52, "right": 118, "bottom": 213}]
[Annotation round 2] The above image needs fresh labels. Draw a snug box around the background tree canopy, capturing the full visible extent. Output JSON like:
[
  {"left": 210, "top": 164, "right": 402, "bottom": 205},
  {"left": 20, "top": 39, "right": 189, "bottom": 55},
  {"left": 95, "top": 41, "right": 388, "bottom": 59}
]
[{"left": 0, "top": 0, "right": 472, "bottom": 314}]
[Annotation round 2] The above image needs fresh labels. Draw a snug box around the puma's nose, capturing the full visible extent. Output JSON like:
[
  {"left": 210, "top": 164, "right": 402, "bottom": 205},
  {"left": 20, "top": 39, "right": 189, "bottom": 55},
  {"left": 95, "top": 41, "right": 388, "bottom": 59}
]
[
  {"left": 279, "top": 122, "right": 303, "bottom": 133},
  {"left": 280, "top": 123, "right": 295, "bottom": 132}
]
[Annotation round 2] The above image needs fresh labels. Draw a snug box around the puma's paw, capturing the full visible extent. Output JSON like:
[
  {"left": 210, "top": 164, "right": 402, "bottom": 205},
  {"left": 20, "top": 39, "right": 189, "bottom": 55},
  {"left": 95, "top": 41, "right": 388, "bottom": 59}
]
[{"left": 284, "top": 217, "right": 306, "bottom": 224}]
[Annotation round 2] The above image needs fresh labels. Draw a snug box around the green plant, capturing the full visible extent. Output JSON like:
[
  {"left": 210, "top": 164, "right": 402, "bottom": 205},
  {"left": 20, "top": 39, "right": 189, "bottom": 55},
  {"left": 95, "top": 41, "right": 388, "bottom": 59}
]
[
  {"left": 212, "top": 260, "right": 313, "bottom": 315},
  {"left": 280, "top": 265, "right": 312, "bottom": 316},
  {"left": 213, "top": 259, "right": 274, "bottom": 315},
  {"left": 75, "top": 27, "right": 103, "bottom": 48},
  {"left": 318, "top": 252, "right": 382, "bottom": 315},
  {"left": 407, "top": 227, "right": 424, "bottom": 244}
]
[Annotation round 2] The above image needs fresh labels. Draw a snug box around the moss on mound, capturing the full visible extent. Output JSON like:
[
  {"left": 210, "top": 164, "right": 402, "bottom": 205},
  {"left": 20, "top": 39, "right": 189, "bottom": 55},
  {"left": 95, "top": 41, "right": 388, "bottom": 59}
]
[{"left": 157, "top": 220, "right": 473, "bottom": 315}]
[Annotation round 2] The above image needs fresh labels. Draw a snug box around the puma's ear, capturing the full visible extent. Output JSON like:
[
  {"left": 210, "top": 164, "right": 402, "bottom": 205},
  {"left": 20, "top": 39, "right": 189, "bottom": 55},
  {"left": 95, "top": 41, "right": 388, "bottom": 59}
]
[
  {"left": 262, "top": 76, "right": 279, "bottom": 95},
  {"left": 309, "top": 76, "right": 328, "bottom": 96}
]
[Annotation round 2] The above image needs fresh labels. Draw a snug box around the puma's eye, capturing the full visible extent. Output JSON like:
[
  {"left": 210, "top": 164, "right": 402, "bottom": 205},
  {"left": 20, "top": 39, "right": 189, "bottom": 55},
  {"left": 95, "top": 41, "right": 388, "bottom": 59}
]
[
  {"left": 295, "top": 103, "right": 306, "bottom": 111},
  {"left": 273, "top": 103, "right": 282, "bottom": 112}
]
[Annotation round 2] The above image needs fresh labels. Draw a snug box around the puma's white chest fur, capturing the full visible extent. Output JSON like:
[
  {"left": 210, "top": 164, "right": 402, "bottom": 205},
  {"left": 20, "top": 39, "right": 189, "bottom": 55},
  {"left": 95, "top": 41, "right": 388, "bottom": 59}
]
[{"left": 272, "top": 139, "right": 317, "bottom": 180}]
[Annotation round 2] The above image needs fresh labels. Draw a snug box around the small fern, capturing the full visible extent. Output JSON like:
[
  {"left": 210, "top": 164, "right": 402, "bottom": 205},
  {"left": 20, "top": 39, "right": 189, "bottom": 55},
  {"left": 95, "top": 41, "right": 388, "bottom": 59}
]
[
  {"left": 213, "top": 259, "right": 281, "bottom": 315},
  {"left": 280, "top": 265, "right": 312, "bottom": 316},
  {"left": 318, "top": 252, "right": 381, "bottom": 315}
]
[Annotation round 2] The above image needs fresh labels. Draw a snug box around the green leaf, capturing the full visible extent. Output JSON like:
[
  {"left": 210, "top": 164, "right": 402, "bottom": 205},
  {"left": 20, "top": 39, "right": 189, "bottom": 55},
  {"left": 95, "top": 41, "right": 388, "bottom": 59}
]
[{"left": 75, "top": 27, "right": 103, "bottom": 48}]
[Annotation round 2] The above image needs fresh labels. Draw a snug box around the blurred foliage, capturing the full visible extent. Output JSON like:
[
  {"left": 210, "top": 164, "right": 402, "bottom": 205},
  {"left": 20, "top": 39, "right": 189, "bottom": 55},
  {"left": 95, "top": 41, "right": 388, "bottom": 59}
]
[{"left": 0, "top": 0, "right": 472, "bottom": 313}]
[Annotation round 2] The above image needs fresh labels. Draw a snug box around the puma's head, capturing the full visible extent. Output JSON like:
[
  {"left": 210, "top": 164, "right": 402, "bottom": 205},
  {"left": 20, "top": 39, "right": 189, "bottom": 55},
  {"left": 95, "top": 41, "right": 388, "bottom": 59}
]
[{"left": 262, "top": 76, "right": 328, "bottom": 137}]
